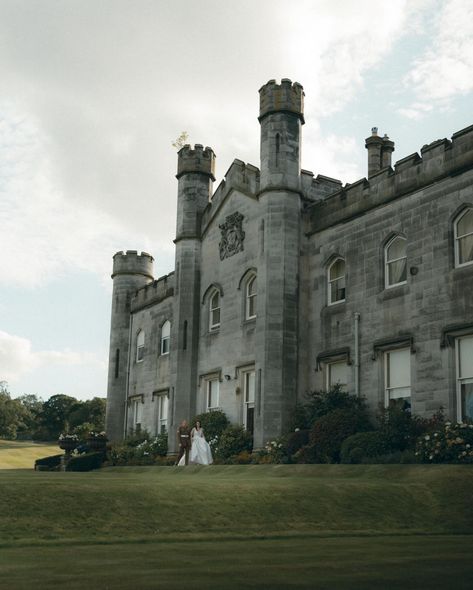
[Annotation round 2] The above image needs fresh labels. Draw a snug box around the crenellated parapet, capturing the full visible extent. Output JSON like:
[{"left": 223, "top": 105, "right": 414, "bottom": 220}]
[
  {"left": 301, "top": 169, "right": 342, "bottom": 202},
  {"left": 131, "top": 272, "right": 175, "bottom": 312},
  {"left": 259, "top": 78, "right": 305, "bottom": 123},
  {"left": 112, "top": 250, "right": 154, "bottom": 280},
  {"left": 201, "top": 159, "right": 260, "bottom": 231},
  {"left": 307, "top": 124, "right": 473, "bottom": 235},
  {"left": 176, "top": 144, "right": 216, "bottom": 181}
]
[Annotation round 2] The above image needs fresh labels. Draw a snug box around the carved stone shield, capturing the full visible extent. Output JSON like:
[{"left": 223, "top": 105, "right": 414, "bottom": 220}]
[{"left": 219, "top": 212, "right": 245, "bottom": 260}]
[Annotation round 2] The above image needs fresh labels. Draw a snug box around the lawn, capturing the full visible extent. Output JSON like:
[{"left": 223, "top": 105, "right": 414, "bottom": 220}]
[
  {"left": 0, "top": 439, "right": 57, "bottom": 469},
  {"left": 1, "top": 465, "right": 472, "bottom": 589}
]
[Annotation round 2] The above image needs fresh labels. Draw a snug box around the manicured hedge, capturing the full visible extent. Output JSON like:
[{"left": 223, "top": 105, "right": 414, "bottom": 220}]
[
  {"left": 66, "top": 452, "right": 104, "bottom": 472},
  {"left": 34, "top": 454, "right": 63, "bottom": 470}
]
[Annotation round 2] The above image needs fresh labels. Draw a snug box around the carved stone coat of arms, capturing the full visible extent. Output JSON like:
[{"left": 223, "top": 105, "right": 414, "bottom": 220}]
[{"left": 219, "top": 212, "right": 245, "bottom": 261}]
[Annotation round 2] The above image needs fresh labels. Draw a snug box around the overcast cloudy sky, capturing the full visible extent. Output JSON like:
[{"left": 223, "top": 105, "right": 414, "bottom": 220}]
[{"left": 1, "top": 0, "right": 472, "bottom": 400}]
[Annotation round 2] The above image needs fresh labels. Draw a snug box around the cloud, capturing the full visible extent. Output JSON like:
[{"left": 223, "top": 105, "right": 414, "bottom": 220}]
[
  {"left": 0, "top": 330, "right": 105, "bottom": 384},
  {"left": 399, "top": 0, "right": 473, "bottom": 118}
]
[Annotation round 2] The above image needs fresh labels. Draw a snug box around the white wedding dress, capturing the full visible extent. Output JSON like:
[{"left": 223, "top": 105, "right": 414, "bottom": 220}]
[{"left": 189, "top": 428, "right": 213, "bottom": 465}]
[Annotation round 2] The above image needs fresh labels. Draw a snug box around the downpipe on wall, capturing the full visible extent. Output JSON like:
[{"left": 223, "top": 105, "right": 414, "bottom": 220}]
[{"left": 354, "top": 312, "right": 360, "bottom": 397}]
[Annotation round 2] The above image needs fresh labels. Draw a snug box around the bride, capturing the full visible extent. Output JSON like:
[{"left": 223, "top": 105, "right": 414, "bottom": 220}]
[{"left": 189, "top": 420, "right": 213, "bottom": 465}]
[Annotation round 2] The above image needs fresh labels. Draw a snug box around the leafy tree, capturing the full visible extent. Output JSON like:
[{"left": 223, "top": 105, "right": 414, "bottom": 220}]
[
  {"left": 0, "top": 382, "right": 29, "bottom": 439},
  {"left": 68, "top": 397, "right": 106, "bottom": 431},
  {"left": 40, "top": 394, "right": 78, "bottom": 439}
]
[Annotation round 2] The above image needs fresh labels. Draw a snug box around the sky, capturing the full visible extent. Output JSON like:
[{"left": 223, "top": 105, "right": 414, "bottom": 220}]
[{"left": 1, "top": 0, "right": 472, "bottom": 401}]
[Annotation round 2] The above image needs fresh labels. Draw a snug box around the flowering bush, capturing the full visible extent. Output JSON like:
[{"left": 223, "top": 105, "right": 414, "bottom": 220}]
[
  {"left": 88, "top": 431, "right": 107, "bottom": 439},
  {"left": 107, "top": 433, "right": 168, "bottom": 465},
  {"left": 415, "top": 422, "right": 473, "bottom": 464},
  {"left": 58, "top": 433, "right": 79, "bottom": 441},
  {"left": 214, "top": 425, "right": 252, "bottom": 460}
]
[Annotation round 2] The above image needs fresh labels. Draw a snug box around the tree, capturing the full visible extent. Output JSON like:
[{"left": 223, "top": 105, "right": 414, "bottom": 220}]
[
  {"left": 0, "top": 382, "right": 29, "bottom": 439},
  {"left": 40, "top": 394, "right": 78, "bottom": 439},
  {"left": 69, "top": 397, "right": 106, "bottom": 431}
]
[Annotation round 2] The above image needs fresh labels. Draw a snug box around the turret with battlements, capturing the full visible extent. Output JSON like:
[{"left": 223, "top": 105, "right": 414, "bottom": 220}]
[{"left": 105, "top": 250, "right": 154, "bottom": 441}]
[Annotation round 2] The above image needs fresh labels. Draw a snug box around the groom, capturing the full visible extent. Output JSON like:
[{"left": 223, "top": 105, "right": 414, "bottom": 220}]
[{"left": 176, "top": 419, "right": 191, "bottom": 465}]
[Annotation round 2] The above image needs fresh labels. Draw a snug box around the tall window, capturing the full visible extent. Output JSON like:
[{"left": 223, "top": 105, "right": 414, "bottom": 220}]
[
  {"left": 157, "top": 395, "right": 168, "bottom": 434},
  {"left": 328, "top": 258, "right": 346, "bottom": 305},
  {"left": 209, "top": 291, "right": 220, "bottom": 331},
  {"left": 206, "top": 378, "right": 219, "bottom": 411},
  {"left": 456, "top": 335, "right": 473, "bottom": 421},
  {"left": 326, "top": 361, "right": 348, "bottom": 391},
  {"left": 385, "top": 236, "right": 407, "bottom": 288},
  {"left": 454, "top": 209, "right": 473, "bottom": 267},
  {"left": 384, "top": 348, "right": 411, "bottom": 408},
  {"left": 246, "top": 276, "right": 257, "bottom": 319},
  {"left": 131, "top": 398, "right": 143, "bottom": 432},
  {"left": 160, "top": 320, "right": 170, "bottom": 355},
  {"left": 243, "top": 370, "right": 255, "bottom": 434},
  {"left": 136, "top": 330, "right": 145, "bottom": 362}
]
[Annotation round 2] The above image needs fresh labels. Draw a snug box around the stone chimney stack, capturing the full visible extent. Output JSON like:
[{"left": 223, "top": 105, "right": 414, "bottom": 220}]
[{"left": 365, "top": 128, "right": 395, "bottom": 177}]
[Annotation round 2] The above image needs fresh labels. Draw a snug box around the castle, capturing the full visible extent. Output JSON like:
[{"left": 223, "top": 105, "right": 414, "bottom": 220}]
[{"left": 105, "top": 79, "right": 473, "bottom": 449}]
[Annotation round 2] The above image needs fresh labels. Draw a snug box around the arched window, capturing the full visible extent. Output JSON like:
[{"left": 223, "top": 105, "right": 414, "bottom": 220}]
[
  {"left": 385, "top": 236, "right": 407, "bottom": 288},
  {"left": 328, "top": 258, "right": 346, "bottom": 305},
  {"left": 160, "top": 320, "right": 170, "bottom": 355},
  {"left": 209, "top": 291, "right": 220, "bottom": 331},
  {"left": 136, "top": 330, "right": 145, "bottom": 362},
  {"left": 454, "top": 208, "right": 473, "bottom": 267},
  {"left": 246, "top": 275, "right": 257, "bottom": 319}
]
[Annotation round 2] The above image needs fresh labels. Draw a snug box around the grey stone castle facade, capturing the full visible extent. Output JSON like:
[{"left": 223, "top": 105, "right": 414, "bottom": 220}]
[{"left": 105, "top": 79, "right": 473, "bottom": 449}]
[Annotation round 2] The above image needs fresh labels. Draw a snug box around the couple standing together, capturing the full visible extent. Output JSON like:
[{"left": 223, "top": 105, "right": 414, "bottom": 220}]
[{"left": 176, "top": 419, "right": 213, "bottom": 466}]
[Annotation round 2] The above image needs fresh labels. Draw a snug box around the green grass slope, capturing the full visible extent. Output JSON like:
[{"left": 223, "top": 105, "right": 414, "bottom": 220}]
[
  {"left": 1, "top": 465, "right": 472, "bottom": 589},
  {"left": 0, "top": 440, "right": 56, "bottom": 469}
]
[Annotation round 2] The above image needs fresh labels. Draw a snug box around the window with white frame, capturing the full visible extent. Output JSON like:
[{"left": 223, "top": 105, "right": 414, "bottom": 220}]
[
  {"left": 157, "top": 394, "right": 168, "bottom": 434},
  {"left": 131, "top": 397, "right": 143, "bottom": 431},
  {"left": 385, "top": 236, "right": 407, "bottom": 288},
  {"left": 243, "top": 370, "right": 255, "bottom": 434},
  {"left": 136, "top": 330, "right": 145, "bottom": 362},
  {"left": 160, "top": 320, "right": 170, "bottom": 355},
  {"left": 326, "top": 360, "right": 348, "bottom": 391},
  {"left": 456, "top": 335, "right": 473, "bottom": 421},
  {"left": 328, "top": 258, "right": 346, "bottom": 305},
  {"left": 384, "top": 348, "right": 411, "bottom": 408},
  {"left": 454, "top": 209, "right": 473, "bottom": 268},
  {"left": 246, "top": 276, "right": 257, "bottom": 319},
  {"left": 206, "top": 378, "right": 220, "bottom": 410},
  {"left": 209, "top": 291, "right": 221, "bottom": 331}
]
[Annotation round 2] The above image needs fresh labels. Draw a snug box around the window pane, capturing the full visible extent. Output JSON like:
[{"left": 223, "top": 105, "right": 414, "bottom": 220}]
[
  {"left": 387, "top": 349, "right": 410, "bottom": 389},
  {"left": 387, "top": 237, "right": 406, "bottom": 262},
  {"left": 247, "top": 277, "right": 256, "bottom": 296},
  {"left": 459, "top": 336, "right": 473, "bottom": 379},
  {"left": 245, "top": 371, "right": 255, "bottom": 403},
  {"left": 388, "top": 258, "right": 407, "bottom": 285},
  {"left": 161, "top": 321, "right": 170, "bottom": 338},
  {"left": 329, "top": 362, "right": 347, "bottom": 389},
  {"left": 329, "top": 259, "right": 345, "bottom": 281},
  {"left": 458, "top": 234, "right": 473, "bottom": 265},
  {"left": 212, "top": 307, "right": 220, "bottom": 326},
  {"left": 330, "top": 277, "right": 346, "bottom": 302},
  {"left": 208, "top": 379, "right": 219, "bottom": 408},
  {"left": 457, "top": 209, "right": 473, "bottom": 237},
  {"left": 248, "top": 294, "right": 256, "bottom": 317},
  {"left": 461, "top": 382, "right": 473, "bottom": 420}
]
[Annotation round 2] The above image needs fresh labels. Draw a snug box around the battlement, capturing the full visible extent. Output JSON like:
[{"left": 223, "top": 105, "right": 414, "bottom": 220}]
[
  {"left": 131, "top": 272, "right": 175, "bottom": 312},
  {"left": 176, "top": 144, "right": 216, "bottom": 180},
  {"left": 301, "top": 170, "right": 342, "bottom": 201},
  {"left": 112, "top": 250, "right": 154, "bottom": 280},
  {"left": 307, "top": 123, "right": 473, "bottom": 235},
  {"left": 201, "top": 159, "right": 260, "bottom": 232},
  {"left": 259, "top": 78, "right": 304, "bottom": 123}
]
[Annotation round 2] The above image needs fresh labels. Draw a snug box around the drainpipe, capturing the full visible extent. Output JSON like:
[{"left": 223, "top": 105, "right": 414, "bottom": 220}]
[
  {"left": 123, "top": 312, "right": 134, "bottom": 439},
  {"left": 354, "top": 313, "right": 360, "bottom": 397}
]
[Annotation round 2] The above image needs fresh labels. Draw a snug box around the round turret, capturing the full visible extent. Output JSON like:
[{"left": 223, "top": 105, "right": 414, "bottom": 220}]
[
  {"left": 259, "top": 79, "right": 305, "bottom": 123},
  {"left": 176, "top": 144, "right": 216, "bottom": 180},
  {"left": 111, "top": 250, "right": 154, "bottom": 280}
]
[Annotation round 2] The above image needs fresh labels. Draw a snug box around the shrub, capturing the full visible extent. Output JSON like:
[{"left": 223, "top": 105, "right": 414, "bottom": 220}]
[
  {"left": 123, "top": 430, "right": 152, "bottom": 447},
  {"left": 66, "top": 452, "right": 104, "bottom": 471},
  {"left": 34, "top": 454, "right": 63, "bottom": 470},
  {"left": 107, "top": 433, "right": 168, "bottom": 465},
  {"left": 286, "top": 429, "right": 310, "bottom": 457},
  {"left": 309, "top": 408, "right": 372, "bottom": 463},
  {"left": 215, "top": 425, "right": 253, "bottom": 460},
  {"left": 341, "top": 431, "right": 391, "bottom": 464},
  {"left": 415, "top": 421, "right": 473, "bottom": 464},
  {"left": 72, "top": 422, "right": 95, "bottom": 441},
  {"left": 191, "top": 410, "right": 230, "bottom": 449}
]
